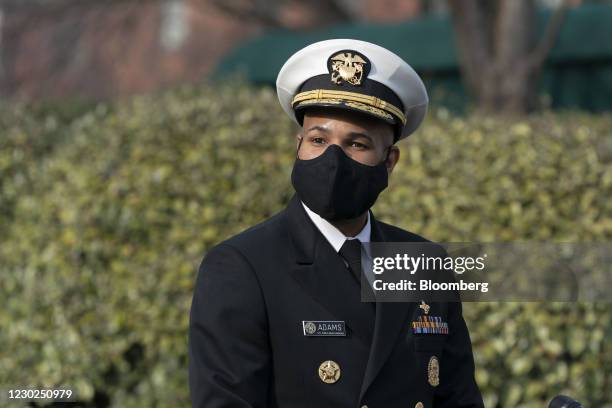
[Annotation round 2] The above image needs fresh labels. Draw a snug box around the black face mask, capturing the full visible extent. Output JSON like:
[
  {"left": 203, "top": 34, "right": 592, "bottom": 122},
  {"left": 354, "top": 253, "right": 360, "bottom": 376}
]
[{"left": 291, "top": 143, "right": 389, "bottom": 221}]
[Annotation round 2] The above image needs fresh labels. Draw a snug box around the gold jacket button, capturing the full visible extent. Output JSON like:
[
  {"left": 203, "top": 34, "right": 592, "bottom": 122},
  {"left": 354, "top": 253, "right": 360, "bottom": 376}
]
[
  {"left": 318, "top": 360, "right": 341, "bottom": 384},
  {"left": 428, "top": 356, "right": 440, "bottom": 387},
  {"left": 415, "top": 402, "right": 424, "bottom": 408}
]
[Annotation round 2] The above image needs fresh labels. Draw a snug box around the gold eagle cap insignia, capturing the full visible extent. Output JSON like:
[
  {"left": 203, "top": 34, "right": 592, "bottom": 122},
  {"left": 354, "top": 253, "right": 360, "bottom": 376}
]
[{"left": 328, "top": 50, "right": 370, "bottom": 86}]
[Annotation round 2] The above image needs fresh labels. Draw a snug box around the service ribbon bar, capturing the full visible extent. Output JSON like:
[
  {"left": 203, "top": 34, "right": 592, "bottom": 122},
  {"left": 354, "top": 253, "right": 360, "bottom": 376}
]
[{"left": 411, "top": 316, "right": 449, "bottom": 335}]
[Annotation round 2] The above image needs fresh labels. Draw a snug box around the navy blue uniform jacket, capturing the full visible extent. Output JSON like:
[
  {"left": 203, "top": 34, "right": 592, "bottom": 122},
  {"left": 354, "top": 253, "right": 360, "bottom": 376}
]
[{"left": 189, "top": 194, "right": 483, "bottom": 407}]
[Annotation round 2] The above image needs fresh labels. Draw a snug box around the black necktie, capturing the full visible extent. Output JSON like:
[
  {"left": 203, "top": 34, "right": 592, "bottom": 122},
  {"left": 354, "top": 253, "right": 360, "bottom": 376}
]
[
  {"left": 339, "top": 239, "right": 362, "bottom": 283},
  {"left": 339, "top": 238, "right": 376, "bottom": 328}
]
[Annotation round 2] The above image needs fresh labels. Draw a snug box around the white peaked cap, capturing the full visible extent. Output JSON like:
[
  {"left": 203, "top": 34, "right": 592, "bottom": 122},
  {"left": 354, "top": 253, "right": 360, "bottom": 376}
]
[{"left": 276, "top": 39, "right": 428, "bottom": 141}]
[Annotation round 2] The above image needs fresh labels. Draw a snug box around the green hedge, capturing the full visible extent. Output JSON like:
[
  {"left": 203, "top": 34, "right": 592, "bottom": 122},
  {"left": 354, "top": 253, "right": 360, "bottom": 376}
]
[{"left": 1, "top": 84, "right": 610, "bottom": 407}]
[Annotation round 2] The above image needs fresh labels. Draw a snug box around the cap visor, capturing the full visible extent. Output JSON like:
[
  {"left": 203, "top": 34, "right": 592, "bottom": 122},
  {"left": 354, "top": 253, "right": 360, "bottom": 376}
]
[{"left": 294, "top": 100, "right": 397, "bottom": 126}]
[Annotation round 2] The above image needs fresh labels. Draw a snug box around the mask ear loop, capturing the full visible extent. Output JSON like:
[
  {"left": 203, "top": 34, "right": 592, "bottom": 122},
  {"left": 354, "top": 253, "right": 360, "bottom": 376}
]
[
  {"left": 296, "top": 135, "right": 304, "bottom": 158},
  {"left": 381, "top": 145, "right": 392, "bottom": 166}
]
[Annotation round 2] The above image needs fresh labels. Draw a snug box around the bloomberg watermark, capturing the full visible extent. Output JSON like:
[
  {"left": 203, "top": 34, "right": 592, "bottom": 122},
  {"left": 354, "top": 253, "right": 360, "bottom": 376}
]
[{"left": 357, "top": 242, "right": 611, "bottom": 302}]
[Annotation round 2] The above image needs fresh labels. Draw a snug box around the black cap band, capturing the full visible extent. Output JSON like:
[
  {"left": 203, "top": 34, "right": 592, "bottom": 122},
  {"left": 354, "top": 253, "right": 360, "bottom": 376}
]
[{"left": 292, "top": 74, "right": 405, "bottom": 142}]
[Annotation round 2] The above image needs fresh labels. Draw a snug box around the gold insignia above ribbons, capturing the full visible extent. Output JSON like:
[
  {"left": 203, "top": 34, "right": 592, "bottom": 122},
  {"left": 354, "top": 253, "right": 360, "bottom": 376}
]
[
  {"left": 318, "top": 360, "right": 341, "bottom": 384},
  {"left": 428, "top": 356, "right": 440, "bottom": 387},
  {"left": 419, "top": 300, "right": 430, "bottom": 315},
  {"left": 328, "top": 51, "right": 369, "bottom": 86}
]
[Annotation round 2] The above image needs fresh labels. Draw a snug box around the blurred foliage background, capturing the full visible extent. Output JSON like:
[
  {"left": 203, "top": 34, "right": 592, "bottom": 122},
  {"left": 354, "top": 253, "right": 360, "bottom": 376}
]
[{"left": 1, "top": 83, "right": 611, "bottom": 407}]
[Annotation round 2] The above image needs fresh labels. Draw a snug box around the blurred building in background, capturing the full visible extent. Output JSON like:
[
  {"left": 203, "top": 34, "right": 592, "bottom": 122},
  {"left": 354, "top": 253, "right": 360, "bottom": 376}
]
[
  {"left": 1, "top": 0, "right": 610, "bottom": 112},
  {"left": 0, "top": 0, "right": 431, "bottom": 100}
]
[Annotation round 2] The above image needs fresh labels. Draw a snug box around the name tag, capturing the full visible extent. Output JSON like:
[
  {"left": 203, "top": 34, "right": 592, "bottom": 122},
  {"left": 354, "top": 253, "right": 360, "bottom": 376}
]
[{"left": 302, "top": 321, "right": 346, "bottom": 337}]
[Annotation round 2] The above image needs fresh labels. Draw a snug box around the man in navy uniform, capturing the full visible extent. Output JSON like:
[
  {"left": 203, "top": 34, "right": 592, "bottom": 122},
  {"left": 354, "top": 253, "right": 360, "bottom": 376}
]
[{"left": 189, "top": 39, "right": 483, "bottom": 408}]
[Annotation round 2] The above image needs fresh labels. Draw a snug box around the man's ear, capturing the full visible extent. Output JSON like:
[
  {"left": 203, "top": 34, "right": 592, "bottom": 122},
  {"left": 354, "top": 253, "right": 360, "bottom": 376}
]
[{"left": 385, "top": 145, "right": 400, "bottom": 175}]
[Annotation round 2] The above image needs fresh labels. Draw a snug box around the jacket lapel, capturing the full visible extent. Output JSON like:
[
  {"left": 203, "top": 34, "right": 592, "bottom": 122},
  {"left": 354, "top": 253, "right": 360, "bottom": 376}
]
[
  {"left": 286, "top": 194, "right": 374, "bottom": 345},
  {"left": 359, "top": 212, "right": 416, "bottom": 399}
]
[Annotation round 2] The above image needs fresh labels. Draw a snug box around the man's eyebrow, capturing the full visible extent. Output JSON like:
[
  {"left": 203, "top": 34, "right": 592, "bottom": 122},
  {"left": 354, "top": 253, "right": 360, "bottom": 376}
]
[
  {"left": 305, "top": 125, "right": 329, "bottom": 133},
  {"left": 348, "top": 131, "right": 373, "bottom": 143}
]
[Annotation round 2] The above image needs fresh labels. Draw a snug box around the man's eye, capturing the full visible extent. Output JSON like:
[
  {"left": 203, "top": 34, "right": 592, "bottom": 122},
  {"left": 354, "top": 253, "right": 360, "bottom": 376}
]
[
  {"left": 311, "top": 137, "right": 326, "bottom": 144},
  {"left": 350, "top": 142, "right": 368, "bottom": 149}
]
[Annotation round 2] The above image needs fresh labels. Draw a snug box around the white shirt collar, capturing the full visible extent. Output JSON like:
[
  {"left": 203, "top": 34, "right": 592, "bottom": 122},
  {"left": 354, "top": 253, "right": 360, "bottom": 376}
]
[{"left": 301, "top": 201, "right": 371, "bottom": 253}]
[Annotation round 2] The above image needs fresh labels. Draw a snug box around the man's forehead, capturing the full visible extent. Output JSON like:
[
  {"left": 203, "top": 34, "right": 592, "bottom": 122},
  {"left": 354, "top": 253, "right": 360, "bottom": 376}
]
[{"left": 302, "top": 108, "right": 394, "bottom": 139}]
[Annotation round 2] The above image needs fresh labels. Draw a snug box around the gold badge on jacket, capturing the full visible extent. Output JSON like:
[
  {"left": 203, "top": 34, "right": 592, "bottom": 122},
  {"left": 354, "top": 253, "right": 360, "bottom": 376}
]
[
  {"left": 327, "top": 50, "right": 371, "bottom": 86},
  {"left": 318, "top": 360, "right": 341, "bottom": 384},
  {"left": 428, "top": 356, "right": 440, "bottom": 387},
  {"left": 419, "top": 300, "right": 430, "bottom": 315}
]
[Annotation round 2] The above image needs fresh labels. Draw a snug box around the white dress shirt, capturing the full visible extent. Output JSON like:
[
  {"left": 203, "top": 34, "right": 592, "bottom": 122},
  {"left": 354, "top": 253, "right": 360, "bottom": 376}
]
[
  {"left": 301, "top": 201, "right": 371, "bottom": 251},
  {"left": 301, "top": 201, "right": 377, "bottom": 292}
]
